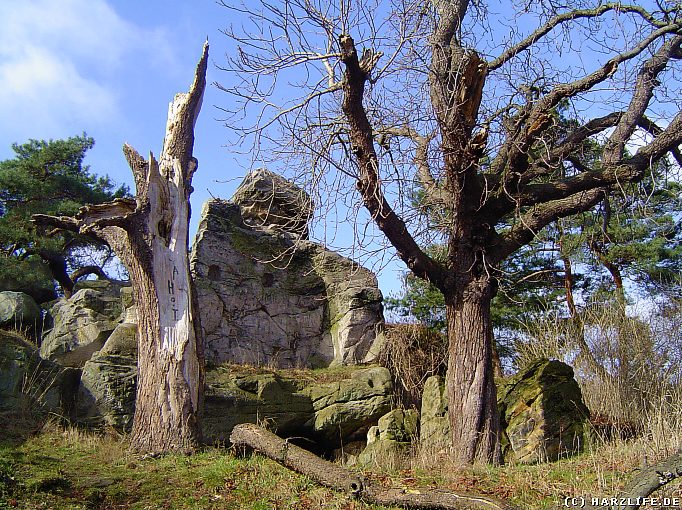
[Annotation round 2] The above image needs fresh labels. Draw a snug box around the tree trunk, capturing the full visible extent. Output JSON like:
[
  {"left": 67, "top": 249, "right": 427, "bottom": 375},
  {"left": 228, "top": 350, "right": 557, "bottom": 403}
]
[
  {"left": 39, "top": 250, "right": 75, "bottom": 298},
  {"left": 33, "top": 42, "right": 209, "bottom": 454},
  {"left": 444, "top": 277, "right": 501, "bottom": 465}
]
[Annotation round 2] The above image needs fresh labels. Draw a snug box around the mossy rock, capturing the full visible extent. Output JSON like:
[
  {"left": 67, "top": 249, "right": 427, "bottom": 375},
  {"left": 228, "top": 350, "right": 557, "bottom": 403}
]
[
  {"left": 419, "top": 375, "right": 450, "bottom": 452},
  {"left": 203, "top": 365, "right": 392, "bottom": 450},
  {"left": 497, "top": 358, "right": 590, "bottom": 464},
  {"left": 76, "top": 323, "right": 138, "bottom": 430}
]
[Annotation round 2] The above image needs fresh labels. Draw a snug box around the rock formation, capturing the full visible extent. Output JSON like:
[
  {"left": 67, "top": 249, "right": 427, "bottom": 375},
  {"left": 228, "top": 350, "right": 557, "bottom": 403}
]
[
  {"left": 190, "top": 169, "right": 385, "bottom": 368},
  {"left": 76, "top": 322, "right": 138, "bottom": 430},
  {"left": 357, "top": 408, "right": 419, "bottom": 465},
  {"left": 39, "top": 280, "right": 129, "bottom": 367},
  {"left": 203, "top": 366, "right": 393, "bottom": 449},
  {"left": 0, "top": 329, "right": 78, "bottom": 417},
  {"left": 497, "top": 358, "right": 590, "bottom": 464},
  {"left": 419, "top": 374, "right": 451, "bottom": 453},
  {"left": 420, "top": 359, "right": 590, "bottom": 463},
  {"left": 0, "top": 291, "right": 42, "bottom": 336}
]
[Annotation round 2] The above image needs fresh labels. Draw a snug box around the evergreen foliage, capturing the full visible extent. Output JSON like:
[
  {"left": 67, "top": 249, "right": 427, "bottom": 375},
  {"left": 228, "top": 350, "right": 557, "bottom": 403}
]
[{"left": 0, "top": 134, "right": 129, "bottom": 298}]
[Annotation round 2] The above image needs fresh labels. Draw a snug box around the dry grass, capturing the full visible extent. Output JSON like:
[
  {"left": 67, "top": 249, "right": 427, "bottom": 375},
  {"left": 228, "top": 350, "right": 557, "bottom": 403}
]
[{"left": 376, "top": 323, "right": 447, "bottom": 408}]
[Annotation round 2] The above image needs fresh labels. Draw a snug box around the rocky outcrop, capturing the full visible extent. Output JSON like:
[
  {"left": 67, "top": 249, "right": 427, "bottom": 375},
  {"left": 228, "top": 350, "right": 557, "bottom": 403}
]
[
  {"left": 0, "top": 291, "right": 42, "bottom": 334},
  {"left": 76, "top": 322, "right": 138, "bottom": 430},
  {"left": 498, "top": 358, "right": 590, "bottom": 464},
  {"left": 358, "top": 408, "right": 419, "bottom": 465},
  {"left": 203, "top": 365, "right": 393, "bottom": 449},
  {"left": 420, "top": 360, "right": 591, "bottom": 463},
  {"left": 231, "top": 168, "right": 313, "bottom": 240},
  {"left": 40, "top": 280, "right": 129, "bottom": 367},
  {"left": 190, "top": 172, "right": 384, "bottom": 368},
  {"left": 0, "top": 330, "right": 78, "bottom": 416}
]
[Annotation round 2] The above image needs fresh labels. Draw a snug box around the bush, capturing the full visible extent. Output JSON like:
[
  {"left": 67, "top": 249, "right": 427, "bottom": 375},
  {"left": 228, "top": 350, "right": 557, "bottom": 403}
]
[{"left": 377, "top": 323, "right": 447, "bottom": 408}]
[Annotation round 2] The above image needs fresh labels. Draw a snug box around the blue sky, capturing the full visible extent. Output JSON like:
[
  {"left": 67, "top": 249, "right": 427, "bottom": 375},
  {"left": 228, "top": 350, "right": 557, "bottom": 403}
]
[{"left": 0, "top": 0, "right": 407, "bottom": 297}]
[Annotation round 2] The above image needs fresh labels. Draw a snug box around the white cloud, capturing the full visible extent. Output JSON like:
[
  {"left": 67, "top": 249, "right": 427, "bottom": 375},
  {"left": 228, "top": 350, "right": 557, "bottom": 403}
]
[{"left": 0, "top": 0, "right": 176, "bottom": 144}]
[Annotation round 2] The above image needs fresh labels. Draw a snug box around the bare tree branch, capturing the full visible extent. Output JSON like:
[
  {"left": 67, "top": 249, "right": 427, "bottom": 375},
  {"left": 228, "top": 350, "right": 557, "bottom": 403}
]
[{"left": 488, "top": 4, "right": 671, "bottom": 71}]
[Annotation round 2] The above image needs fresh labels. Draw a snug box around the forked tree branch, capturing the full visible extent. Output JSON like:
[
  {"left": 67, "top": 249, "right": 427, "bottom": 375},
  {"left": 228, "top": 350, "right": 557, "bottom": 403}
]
[
  {"left": 495, "top": 188, "right": 605, "bottom": 262},
  {"left": 339, "top": 33, "right": 446, "bottom": 288}
]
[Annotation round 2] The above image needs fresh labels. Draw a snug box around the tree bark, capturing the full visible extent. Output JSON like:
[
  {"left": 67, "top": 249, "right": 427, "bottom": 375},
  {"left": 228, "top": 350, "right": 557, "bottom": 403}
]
[
  {"left": 445, "top": 277, "right": 501, "bottom": 465},
  {"left": 230, "top": 423, "right": 516, "bottom": 510},
  {"left": 33, "top": 42, "right": 209, "bottom": 454},
  {"left": 39, "top": 250, "right": 75, "bottom": 298}
]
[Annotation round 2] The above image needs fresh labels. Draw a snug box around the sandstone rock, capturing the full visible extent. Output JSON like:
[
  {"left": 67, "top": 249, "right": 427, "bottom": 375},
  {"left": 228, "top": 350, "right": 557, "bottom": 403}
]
[
  {"left": 190, "top": 196, "right": 384, "bottom": 368},
  {"left": 231, "top": 168, "right": 313, "bottom": 239},
  {"left": 0, "top": 291, "right": 42, "bottom": 333},
  {"left": 304, "top": 366, "right": 393, "bottom": 443},
  {"left": 357, "top": 408, "right": 419, "bottom": 465},
  {"left": 0, "top": 330, "right": 78, "bottom": 416},
  {"left": 202, "top": 365, "right": 392, "bottom": 449},
  {"left": 77, "top": 322, "right": 138, "bottom": 430},
  {"left": 498, "top": 358, "right": 590, "bottom": 464},
  {"left": 40, "top": 281, "right": 128, "bottom": 367},
  {"left": 419, "top": 375, "right": 450, "bottom": 452},
  {"left": 203, "top": 367, "right": 313, "bottom": 444}
]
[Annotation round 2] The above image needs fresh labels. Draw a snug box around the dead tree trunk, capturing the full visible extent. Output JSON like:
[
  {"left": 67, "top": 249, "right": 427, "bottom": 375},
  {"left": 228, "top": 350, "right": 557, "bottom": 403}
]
[
  {"left": 33, "top": 42, "right": 209, "bottom": 454},
  {"left": 230, "top": 424, "right": 517, "bottom": 510}
]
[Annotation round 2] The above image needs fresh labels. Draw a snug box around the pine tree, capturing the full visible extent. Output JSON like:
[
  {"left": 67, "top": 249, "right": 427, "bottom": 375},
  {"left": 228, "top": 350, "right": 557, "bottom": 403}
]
[{"left": 0, "top": 134, "right": 129, "bottom": 299}]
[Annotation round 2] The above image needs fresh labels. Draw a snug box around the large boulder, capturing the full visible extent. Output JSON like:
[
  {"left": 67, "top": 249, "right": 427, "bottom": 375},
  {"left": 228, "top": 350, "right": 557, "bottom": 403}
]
[
  {"left": 420, "top": 360, "right": 591, "bottom": 464},
  {"left": 304, "top": 366, "right": 393, "bottom": 444},
  {"left": 498, "top": 358, "right": 590, "bottom": 464},
  {"left": 190, "top": 192, "right": 384, "bottom": 368},
  {"left": 231, "top": 168, "right": 313, "bottom": 239},
  {"left": 40, "top": 281, "right": 129, "bottom": 367},
  {"left": 0, "top": 330, "right": 78, "bottom": 416},
  {"left": 203, "top": 365, "right": 393, "bottom": 449},
  {"left": 76, "top": 322, "right": 138, "bottom": 430},
  {"left": 0, "top": 291, "right": 42, "bottom": 333}
]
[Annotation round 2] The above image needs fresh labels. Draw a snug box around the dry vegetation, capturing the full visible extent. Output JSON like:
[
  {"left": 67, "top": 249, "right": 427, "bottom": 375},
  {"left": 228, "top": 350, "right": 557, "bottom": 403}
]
[{"left": 3, "top": 303, "right": 682, "bottom": 508}]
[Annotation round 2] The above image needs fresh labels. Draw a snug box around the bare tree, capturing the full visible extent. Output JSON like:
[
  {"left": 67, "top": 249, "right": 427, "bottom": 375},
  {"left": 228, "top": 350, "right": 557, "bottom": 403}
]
[
  {"left": 33, "top": 43, "right": 209, "bottom": 453},
  {"left": 218, "top": 1, "right": 682, "bottom": 463}
]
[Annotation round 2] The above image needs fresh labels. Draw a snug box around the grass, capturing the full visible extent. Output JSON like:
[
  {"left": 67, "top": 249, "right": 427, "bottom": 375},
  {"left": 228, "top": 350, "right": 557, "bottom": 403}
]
[
  {"left": 3, "top": 418, "right": 682, "bottom": 510},
  {"left": 0, "top": 419, "right": 392, "bottom": 510}
]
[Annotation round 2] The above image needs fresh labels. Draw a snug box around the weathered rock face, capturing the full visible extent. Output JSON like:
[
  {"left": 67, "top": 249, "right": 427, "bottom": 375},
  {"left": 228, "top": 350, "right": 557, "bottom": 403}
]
[
  {"left": 231, "top": 168, "right": 313, "bottom": 240},
  {"left": 419, "top": 375, "right": 451, "bottom": 452},
  {"left": 0, "top": 330, "right": 78, "bottom": 416},
  {"left": 76, "top": 322, "right": 138, "bottom": 430},
  {"left": 0, "top": 292, "right": 42, "bottom": 333},
  {"left": 203, "top": 365, "right": 393, "bottom": 449},
  {"left": 190, "top": 193, "right": 384, "bottom": 368},
  {"left": 40, "top": 281, "right": 129, "bottom": 367},
  {"left": 498, "top": 358, "right": 590, "bottom": 464},
  {"left": 420, "top": 360, "right": 591, "bottom": 464},
  {"left": 358, "top": 408, "right": 419, "bottom": 465}
]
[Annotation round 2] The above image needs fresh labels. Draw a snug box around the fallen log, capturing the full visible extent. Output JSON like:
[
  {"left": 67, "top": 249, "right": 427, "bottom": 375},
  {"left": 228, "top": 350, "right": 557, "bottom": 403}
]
[
  {"left": 606, "top": 449, "right": 682, "bottom": 510},
  {"left": 230, "top": 423, "right": 517, "bottom": 510}
]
